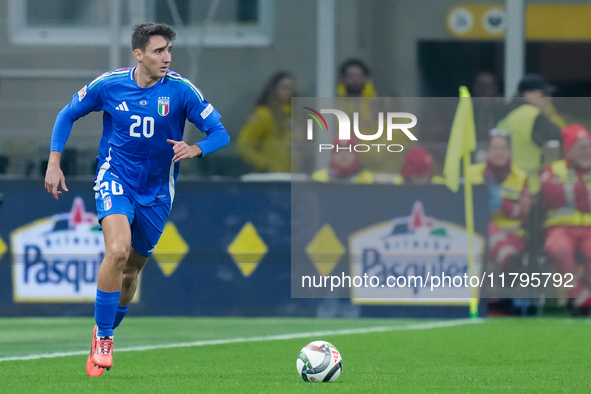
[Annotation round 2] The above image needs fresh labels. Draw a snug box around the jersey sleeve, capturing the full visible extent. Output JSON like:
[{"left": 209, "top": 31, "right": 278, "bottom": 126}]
[
  {"left": 185, "top": 88, "right": 230, "bottom": 157},
  {"left": 50, "top": 81, "right": 104, "bottom": 152}
]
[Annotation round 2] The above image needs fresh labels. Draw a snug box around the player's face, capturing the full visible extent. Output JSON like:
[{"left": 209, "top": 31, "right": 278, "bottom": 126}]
[{"left": 137, "top": 35, "right": 172, "bottom": 80}]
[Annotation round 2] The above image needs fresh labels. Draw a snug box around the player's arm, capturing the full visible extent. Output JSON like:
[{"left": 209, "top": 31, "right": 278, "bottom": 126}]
[
  {"left": 45, "top": 151, "right": 68, "bottom": 200},
  {"left": 45, "top": 84, "right": 102, "bottom": 199},
  {"left": 172, "top": 95, "right": 230, "bottom": 162},
  {"left": 168, "top": 122, "right": 229, "bottom": 162}
]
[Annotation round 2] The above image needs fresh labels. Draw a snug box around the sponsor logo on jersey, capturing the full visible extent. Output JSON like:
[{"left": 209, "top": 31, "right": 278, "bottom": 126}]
[
  {"left": 158, "top": 97, "right": 170, "bottom": 116},
  {"left": 115, "top": 101, "right": 129, "bottom": 111},
  {"left": 140, "top": 100, "right": 148, "bottom": 106},
  {"left": 77, "top": 85, "right": 87, "bottom": 102},
  {"left": 200, "top": 103, "right": 213, "bottom": 119}
]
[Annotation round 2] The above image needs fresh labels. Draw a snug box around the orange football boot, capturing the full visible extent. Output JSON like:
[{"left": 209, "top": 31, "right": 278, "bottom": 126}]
[
  {"left": 90, "top": 325, "right": 114, "bottom": 370},
  {"left": 86, "top": 326, "right": 105, "bottom": 377}
]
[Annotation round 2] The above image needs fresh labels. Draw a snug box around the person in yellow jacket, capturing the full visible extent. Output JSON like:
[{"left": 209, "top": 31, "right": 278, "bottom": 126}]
[
  {"left": 468, "top": 130, "right": 531, "bottom": 268},
  {"left": 336, "top": 59, "right": 405, "bottom": 174},
  {"left": 312, "top": 136, "right": 374, "bottom": 184},
  {"left": 495, "top": 74, "right": 564, "bottom": 194},
  {"left": 237, "top": 72, "right": 295, "bottom": 173}
]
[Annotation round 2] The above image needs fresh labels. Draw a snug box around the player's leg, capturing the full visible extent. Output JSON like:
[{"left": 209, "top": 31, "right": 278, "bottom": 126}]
[
  {"left": 92, "top": 213, "right": 132, "bottom": 369},
  {"left": 89, "top": 171, "right": 135, "bottom": 375},
  {"left": 112, "top": 247, "right": 149, "bottom": 330},
  {"left": 96, "top": 213, "right": 131, "bottom": 332},
  {"left": 120, "top": 248, "right": 149, "bottom": 305},
  {"left": 112, "top": 199, "right": 167, "bottom": 331}
]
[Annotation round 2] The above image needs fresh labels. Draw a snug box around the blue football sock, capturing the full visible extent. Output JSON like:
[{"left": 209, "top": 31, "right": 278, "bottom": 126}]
[
  {"left": 112, "top": 305, "right": 129, "bottom": 330},
  {"left": 95, "top": 289, "right": 121, "bottom": 337}
]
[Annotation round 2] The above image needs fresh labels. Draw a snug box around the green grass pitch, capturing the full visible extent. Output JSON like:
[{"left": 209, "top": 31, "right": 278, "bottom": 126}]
[{"left": 1, "top": 317, "right": 590, "bottom": 393}]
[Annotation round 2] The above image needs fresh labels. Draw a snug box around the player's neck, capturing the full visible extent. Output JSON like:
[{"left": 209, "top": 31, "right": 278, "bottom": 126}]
[{"left": 134, "top": 66, "right": 160, "bottom": 88}]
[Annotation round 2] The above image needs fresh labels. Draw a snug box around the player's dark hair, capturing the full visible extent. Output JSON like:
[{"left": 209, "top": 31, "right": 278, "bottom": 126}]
[
  {"left": 132, "top": 23, "right": 176, "bottom": 51},
  {"left": 339, "top": 58, "right": 370, "bottom": 78}
]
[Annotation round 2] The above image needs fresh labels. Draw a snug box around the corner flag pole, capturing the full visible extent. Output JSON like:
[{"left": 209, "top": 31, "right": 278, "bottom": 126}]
[
  {"left": 443, "top": 86, "right": 478, "bottom": 318},
  {"left": 463, "top": 136, "right": 478, "bottom": 318}
]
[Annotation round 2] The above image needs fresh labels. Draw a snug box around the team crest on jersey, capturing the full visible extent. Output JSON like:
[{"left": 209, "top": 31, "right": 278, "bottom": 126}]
[
  {"left": 104, "top": 196, "right": 112, "bottom": 211},
  {"left": 158, "top": 97, "right": 170, "bottom": 116}
]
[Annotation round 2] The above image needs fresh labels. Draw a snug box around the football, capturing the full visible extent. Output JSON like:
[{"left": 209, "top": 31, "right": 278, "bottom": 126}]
[{"left": 296, "top": 340, "right": 342, "bottom": 382}]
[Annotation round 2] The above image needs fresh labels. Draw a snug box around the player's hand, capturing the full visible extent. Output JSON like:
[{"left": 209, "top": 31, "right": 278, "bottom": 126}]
[
  {"left": 45, "top": 164, "right": 68, "bottom": 200},
  {"left": 167, "top": 139, "right": 202, "bottom": 162}
]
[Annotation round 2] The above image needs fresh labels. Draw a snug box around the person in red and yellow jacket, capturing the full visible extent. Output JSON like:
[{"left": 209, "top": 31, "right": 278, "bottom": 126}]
[
  {"left": 312, "top": 136, "right": 374, "bottom": 184},
  {"left": 542, "top": 124, "right": 591, "bottom": 313},
  {"left": 468, "top": 130, "right": 531, "bottom": 268}
]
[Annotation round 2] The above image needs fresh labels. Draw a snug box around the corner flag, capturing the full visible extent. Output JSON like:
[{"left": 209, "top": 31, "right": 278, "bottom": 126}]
[
  {"left": 443, "top": 86, "right": 476, "bottom": 192},
  {"left": 443, "top": 86, "right": 479, "bottom": 318}
]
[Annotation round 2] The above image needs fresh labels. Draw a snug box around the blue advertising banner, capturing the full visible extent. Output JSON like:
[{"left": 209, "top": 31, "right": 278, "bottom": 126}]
[
  {"left": 0, "top": 180, "right": 295, "bottom": 317},
  {"left": 0, "top": 180, "right": 486, "bottom": 318}
]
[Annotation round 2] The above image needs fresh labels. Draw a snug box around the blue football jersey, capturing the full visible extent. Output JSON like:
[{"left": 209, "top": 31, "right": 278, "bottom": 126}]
[{"left": 52, "top": 67, "right": 229, "bottom": 206}]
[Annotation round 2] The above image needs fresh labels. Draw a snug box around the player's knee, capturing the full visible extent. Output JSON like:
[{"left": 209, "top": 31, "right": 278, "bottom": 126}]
[{"left": 105, "top": 243, "right": 130, "bottom": 266}]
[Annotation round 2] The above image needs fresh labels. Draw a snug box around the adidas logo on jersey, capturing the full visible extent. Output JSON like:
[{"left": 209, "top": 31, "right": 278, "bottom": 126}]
[{"left": 115, "top": 101, "right": 129, "bottom": 111}]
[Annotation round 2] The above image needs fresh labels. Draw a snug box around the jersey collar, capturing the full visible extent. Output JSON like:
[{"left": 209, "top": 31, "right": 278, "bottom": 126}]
[{"left": 130, "top": 67, "right": 165, "bottom": 87}]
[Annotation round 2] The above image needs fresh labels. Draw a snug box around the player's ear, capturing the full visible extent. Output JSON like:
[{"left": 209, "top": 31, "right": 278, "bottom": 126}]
[{"left": 133, "top": 48, "right": 143, "bottom": 62}]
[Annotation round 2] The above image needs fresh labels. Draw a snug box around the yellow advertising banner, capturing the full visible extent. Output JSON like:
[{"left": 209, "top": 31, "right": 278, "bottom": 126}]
[{"left": 447, "top": 4, "right": 591, "bottom": 40}]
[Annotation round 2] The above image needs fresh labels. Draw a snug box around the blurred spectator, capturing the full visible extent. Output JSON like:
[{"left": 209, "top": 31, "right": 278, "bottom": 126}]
[
  {"left": 496, "top": 74, "right": 564, "bottom": 194},
  {"left": 336, "top": 58, "right": 377, "bottom": 139},
  {"left": 237, "top": 72, "right": 296, "bottom": 173},
  {"left": 312, "top": 136, "right": 374, "bottom": 183},
  {"left": 393, "top": 147, "right": 446, "bottom": 185},
  {"left": 337, "top": 59, "right": 405, "bottom": 173},
  {"left": 394, "top": 147, "right": 433, "bottom": 184},
  {"left": 472, "top": 71, "right": 499, "bottom": 98},
  {"left": 471, "top": 71, "right": 503, "bottom": 143},
  {"left": 542, "top": 124, "right": 591, "bottom": 315},
  {"left": 468, "top": 130, "right": 530, "bottom": 268},
  {"left": 337, "top": 58, "right": 377, "bottom": 98}
]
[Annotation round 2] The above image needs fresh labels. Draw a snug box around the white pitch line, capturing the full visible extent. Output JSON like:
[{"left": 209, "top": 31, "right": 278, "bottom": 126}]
[{"left": 0, "top": 319, "right": 483, "bottom": 363}]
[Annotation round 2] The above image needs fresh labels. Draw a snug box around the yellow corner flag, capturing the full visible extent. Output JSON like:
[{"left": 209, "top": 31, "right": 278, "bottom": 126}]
[
  {"left": 443, "top": 86, "right": 479, "bottom": 318},
  {"left": 443, "top": 86, "right": 477, "bottom": 193}
]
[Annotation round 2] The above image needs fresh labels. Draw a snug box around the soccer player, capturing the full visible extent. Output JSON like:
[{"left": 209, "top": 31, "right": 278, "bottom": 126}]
[{"left": 44, "top": 23, "right": 230, "bottom": 377}]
